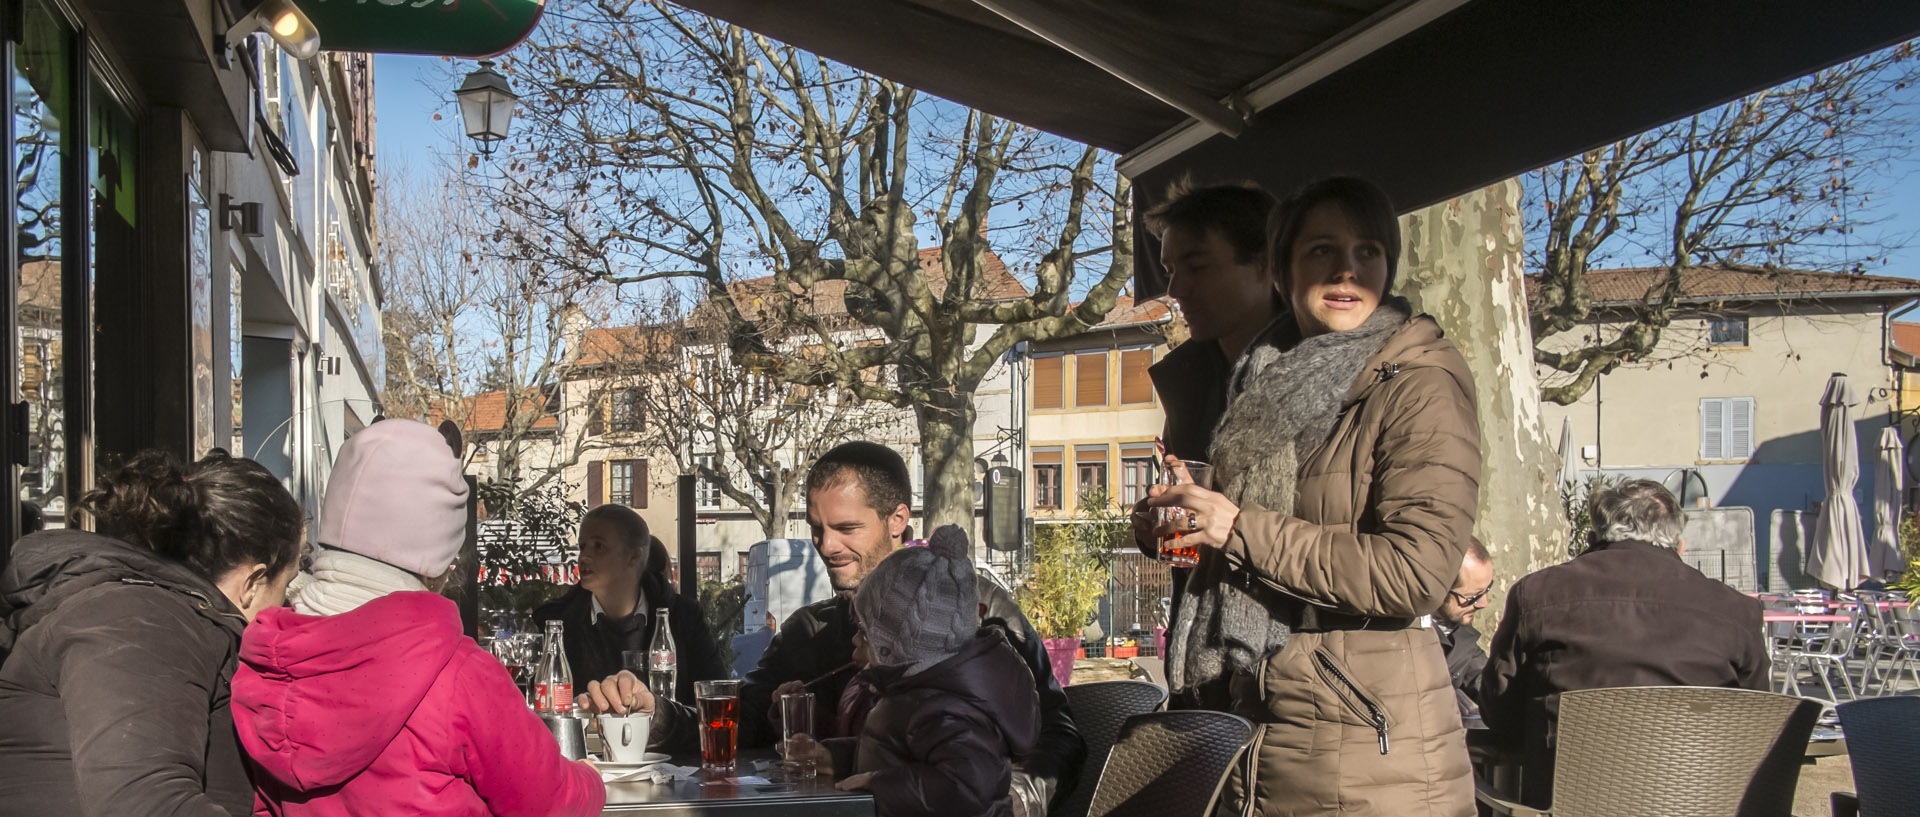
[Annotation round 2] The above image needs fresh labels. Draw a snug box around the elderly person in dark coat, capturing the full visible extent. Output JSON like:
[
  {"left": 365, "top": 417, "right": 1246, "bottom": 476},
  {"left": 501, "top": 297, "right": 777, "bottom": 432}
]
[
  {"left": 1481, "top": 479, "right": 1768, "bottom": 807},
  {"left": 1436, "top": 537, "right": 1494, "bottom": 719}
]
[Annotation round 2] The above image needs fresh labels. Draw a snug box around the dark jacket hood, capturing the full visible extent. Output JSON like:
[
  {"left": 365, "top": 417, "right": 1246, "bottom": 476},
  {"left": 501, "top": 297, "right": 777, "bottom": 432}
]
[
  {"left": 878, "top": 627, "right": 1041, "bottom": 757},
  {"left": 1, "top": 529, "right": 241, "bottom": 655}
]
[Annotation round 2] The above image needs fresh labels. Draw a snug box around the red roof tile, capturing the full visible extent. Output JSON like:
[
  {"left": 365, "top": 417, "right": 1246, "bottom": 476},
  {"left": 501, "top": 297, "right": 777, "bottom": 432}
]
[
  {"left": 1087, "top": 295, "right": 1172, "bottom": 329},
  {"left": 575, "top": 246, "right": 1034, "bottom": 368},
  {"left": 1524, "top": 265, "right": 1920, "bottom": 307},
  {"left": 710, "top": 247, "right": 1029, "bottom": 322},
  {"left": 436, "top": 389, "right": 558, "bottom": 433},
  {"left": 1895, "top": 322, "right": 1920, "bottom": 358}
]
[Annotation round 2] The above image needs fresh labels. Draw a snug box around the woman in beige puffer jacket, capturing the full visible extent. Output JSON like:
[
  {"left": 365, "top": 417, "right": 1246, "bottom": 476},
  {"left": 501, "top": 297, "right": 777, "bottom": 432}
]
[{"left": 1148, "top": 176, "right": 1478, "bottom": 817}]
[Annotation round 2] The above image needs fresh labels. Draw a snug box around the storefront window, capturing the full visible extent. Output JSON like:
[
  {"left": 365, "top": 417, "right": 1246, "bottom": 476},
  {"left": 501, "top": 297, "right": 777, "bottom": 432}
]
[
  {"left": 14, "top": 0, "right": 74, "bottom": 525},
  {"left": 88, "top": 73, "right": 137, "bottom": 474}
]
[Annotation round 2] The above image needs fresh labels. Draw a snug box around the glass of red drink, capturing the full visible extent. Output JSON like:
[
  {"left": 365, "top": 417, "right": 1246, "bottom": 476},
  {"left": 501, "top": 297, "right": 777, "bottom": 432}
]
[
  {"left": 696, "top": 679, "right": 742, "bottom": 778},
  {"left": 1157, "top": 460, "right": 1214, "bottom": 568}
]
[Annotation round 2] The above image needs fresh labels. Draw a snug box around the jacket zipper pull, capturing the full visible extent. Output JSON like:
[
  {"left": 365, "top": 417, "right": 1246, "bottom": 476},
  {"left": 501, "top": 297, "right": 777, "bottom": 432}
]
[{"left": 1373, "top": 713, "right": 1389, "bottom": 755}]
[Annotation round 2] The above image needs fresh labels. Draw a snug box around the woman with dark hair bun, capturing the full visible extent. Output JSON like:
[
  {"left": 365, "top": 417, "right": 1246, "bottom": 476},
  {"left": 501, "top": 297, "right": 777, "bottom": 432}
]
[{"left": 0, "top": 449, "right": 304, "bottom": 817}]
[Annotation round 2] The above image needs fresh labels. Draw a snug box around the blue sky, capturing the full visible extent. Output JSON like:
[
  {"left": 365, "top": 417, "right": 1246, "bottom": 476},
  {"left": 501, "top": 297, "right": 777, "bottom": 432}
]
[
  {"left": 375, "top": 52, "right": 1920, "bottom": 280},
  {"left": 373, "top": 54, "right": 467, "bottom": 184}
]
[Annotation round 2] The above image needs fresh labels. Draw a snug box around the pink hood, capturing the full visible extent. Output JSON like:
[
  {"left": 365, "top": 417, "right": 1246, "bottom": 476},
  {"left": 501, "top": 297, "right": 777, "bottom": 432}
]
[
  {"left": 233, "top": 591, "right": 603, "bottom": 817},
  {"left": 236, "top": 592, "right": 462, "bottom": 787}
]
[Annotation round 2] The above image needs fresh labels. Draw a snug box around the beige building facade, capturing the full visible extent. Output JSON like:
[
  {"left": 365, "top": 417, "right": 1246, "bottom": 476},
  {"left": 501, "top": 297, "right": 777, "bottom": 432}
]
[
  {"left": 1024, "top": 299, "right": 1173, "bottom": 520},
  {"left": 1531, "top": 266, "right": 1920, "bottom": 588}
]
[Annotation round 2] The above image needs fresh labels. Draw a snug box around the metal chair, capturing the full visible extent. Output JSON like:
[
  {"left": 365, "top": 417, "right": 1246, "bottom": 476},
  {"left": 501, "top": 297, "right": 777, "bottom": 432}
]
[
  {"left": 1793, "top": 616, "right": 1860, "bottom": 701},
  {"left": 1084, "top": 710, "right": 1254, "bottom": 817},
  {"left": 1474, "top": 686, "right": 1822, "bottom": 817},
  {"left": 1867, "top": 610, "right": 1920, "bottom": 695},
  {"left": 1057, "top": 680, "right": 1170, "bottom": 817},
  {"left": 1831, "top": 696, "right": 1920, "bottom": 817}
]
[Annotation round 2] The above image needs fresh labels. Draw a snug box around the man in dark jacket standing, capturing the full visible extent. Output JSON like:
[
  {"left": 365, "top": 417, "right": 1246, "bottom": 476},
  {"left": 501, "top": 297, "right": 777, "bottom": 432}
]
[
  {"left": 1436, "top": 537, "right": 1493, "bottom": 719},
  {"left": 1481, "top": 479, "right": 1768, "bottom": 806},
  {"left": 1124, "top": 181, "right": 1280, "bottom": 660},
  {"left": 534, "top": 505, "right": 725, "bottom": 705}
]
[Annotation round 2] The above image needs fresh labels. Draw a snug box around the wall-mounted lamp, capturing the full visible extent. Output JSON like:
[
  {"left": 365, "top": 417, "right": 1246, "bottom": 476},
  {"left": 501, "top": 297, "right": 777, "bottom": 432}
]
[
  {"left": 219, "top": 194, "right": 264, "bottom": 237},
  {"left": 222, "top": 0, "right": 322, "bottom": 61}
]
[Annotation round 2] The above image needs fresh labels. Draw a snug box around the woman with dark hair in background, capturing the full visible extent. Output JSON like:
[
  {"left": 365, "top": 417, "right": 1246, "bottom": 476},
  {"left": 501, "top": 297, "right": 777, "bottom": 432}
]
[
  {"left": 535, "top": 510, "right": 725, "bottom": 705},
  {"left": 0, "top": 450, "right": 305, "bottom": 817}
]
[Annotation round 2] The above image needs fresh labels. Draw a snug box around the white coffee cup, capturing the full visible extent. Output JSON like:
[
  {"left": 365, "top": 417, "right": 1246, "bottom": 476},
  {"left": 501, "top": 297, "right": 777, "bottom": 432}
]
[{"left": 596, "top": 712, "right": 653, "bottom": 763}]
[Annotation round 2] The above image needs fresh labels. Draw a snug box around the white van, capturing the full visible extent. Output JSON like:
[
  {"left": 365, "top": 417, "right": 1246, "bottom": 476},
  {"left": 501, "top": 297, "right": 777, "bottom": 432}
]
[{"left": 730, "top": 538, "right": 835, "bottom": 676}]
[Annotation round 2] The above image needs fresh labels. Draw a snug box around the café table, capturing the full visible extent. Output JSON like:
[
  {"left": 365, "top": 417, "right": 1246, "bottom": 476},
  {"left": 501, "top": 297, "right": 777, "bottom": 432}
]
[
  {"left": 1762, "top": 613, "right": 1851, "bottom": 623},
  {"left": 601, "top": 750, "right": 874, "bottom": 816},
  {"left": 1839, "top": 599, "right": 1911, "bottom": 610}
]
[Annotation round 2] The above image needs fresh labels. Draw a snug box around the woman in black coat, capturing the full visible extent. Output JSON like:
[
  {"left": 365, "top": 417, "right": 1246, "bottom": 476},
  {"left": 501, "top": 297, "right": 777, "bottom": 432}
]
[
  {"left": 533, "top": 506, "right": 727, "bottom": 704},
  {"left": 0, "top": 450, "right": 304, "bottom": 817}
]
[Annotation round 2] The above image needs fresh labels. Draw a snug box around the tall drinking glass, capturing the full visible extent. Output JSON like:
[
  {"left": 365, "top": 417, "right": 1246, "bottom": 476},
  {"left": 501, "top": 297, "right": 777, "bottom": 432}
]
[
  {"left": 696, "top": 679, "right": 741, "bottom": 778},
  {"left": 779, "top": 691, "right": 817, "bottom": 779},
  {"left": 1157, "top": 460, "right": 1214, "bottom": 568}
]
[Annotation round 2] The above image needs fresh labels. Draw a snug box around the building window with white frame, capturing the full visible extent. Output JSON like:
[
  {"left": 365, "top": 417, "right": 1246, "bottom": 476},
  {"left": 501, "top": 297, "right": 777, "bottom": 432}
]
[
  {"left": 1700, "top": 397, "right": 1755, "bottom": 461},
  {"left": 693, "top": 453, "right": 723, "bottom": 508},
  {"left": 1120, "top": 443, "right": 1157, "bottom": 505},
  {"left": 1033, "top": 447, "right": 1064, "bottom": 509}
]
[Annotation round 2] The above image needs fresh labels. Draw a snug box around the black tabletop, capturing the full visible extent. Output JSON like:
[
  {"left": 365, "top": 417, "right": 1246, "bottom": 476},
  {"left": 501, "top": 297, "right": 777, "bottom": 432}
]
[{"left": 601, "top": 750, "right": 874, "bottom": 816}]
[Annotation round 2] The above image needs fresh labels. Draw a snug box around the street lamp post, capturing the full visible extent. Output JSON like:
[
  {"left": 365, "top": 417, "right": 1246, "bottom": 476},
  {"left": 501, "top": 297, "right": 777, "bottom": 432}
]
[{"left": 454, "top": 60, "right": 519, "bottom": 158}]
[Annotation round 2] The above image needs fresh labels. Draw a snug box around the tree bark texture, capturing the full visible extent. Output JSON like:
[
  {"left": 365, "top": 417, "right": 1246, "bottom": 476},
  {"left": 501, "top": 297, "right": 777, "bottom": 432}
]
[
  {"left": 914, "top": 391, "right": 978, "bottom": 535},
  {"left": 1397, "top": 179, "right": 1568, "bottom": 629}
]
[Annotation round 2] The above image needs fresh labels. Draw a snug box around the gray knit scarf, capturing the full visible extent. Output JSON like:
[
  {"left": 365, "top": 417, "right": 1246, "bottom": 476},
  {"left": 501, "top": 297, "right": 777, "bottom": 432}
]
[{"left": 1169, "top": 297, "right": 1412, "bottom": 694}]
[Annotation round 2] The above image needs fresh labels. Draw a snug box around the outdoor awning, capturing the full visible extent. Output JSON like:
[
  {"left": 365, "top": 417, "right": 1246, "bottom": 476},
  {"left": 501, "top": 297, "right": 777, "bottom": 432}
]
[{"left": 669, "top": 0, "right": 1920, "bottom": 296}]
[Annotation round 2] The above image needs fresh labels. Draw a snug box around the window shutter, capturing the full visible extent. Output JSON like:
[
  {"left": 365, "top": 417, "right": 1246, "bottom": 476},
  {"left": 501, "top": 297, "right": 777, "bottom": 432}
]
[
  {"left": 633, "top": 459, "right": 648, "bottom": 508},
  {"left": 587, "top": 461, "right": 605, "bottom": 507},
  {"left": 588, "top": 391, "right": 606, "bottom": 437},
  {"left": 1729, "top": 398, "right": 1754, "bottom": 459},
  {"left": 1700, "top": 398, "right": 1725, "bottom": 460},
  {"left": 1033, "top": 355, "right": 1064, "bottom": 409},
  {"left": 1120, "top": 348, "right": 1154, "bottom": 404},
  {"left": 1075, "top": 351, "right": 1108, "bottom": 407}
]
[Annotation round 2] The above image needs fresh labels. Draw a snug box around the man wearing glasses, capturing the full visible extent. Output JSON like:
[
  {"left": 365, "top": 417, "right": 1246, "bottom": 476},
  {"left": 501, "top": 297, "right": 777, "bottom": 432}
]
[{"left": 1436, "top": 538, "right": 1493, "bottom": 720}]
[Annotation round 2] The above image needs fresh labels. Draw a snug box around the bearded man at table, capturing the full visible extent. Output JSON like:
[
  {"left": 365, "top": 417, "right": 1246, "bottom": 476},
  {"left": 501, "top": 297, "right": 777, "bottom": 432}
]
[
  {"left": 1481, "top": 479, "right": 1767, "bottom": 807},
  {"left": 579, "top": 442, "right": 1085, "bottom": 817}
]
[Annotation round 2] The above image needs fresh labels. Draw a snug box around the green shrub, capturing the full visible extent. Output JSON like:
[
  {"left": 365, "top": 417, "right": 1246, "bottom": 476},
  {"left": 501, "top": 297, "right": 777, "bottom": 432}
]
[
  {"left": 474, "top": 481, "right": 583, "bottom": 621},
  {"left": 1891, "top": 513, "right": 1920, "bottom": 596},
  {"left": 1018, "top": 490, "right": 1120, "bottom": 640},
  {"left": 1561, "top": 473, "right": 1620, "bottom": 561},
  {"left": 700, "top": 577, "right": 748, "bottom": 671}
]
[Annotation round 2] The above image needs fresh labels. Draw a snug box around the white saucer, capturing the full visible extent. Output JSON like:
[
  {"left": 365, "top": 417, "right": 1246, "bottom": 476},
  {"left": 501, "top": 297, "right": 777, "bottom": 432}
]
[{"left": 596, "top": 754, "right": 672, "bottom": 771}]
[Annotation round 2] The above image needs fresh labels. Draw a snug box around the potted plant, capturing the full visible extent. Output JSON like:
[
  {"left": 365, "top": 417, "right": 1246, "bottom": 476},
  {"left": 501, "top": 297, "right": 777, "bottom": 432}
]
[{"left": 1017, "top": 490, "right": 1119, "bottom": 686}]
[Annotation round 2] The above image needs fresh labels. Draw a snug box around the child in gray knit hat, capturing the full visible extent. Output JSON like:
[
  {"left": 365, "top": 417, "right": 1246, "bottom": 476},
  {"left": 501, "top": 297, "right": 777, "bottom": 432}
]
[{"left": 832, "top": 526, "right": 1041, "bottom": 817}]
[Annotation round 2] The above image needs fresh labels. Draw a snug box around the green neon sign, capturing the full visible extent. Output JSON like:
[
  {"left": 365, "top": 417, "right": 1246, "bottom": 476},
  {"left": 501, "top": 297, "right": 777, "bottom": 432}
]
[{"left": 298, "top": 0, "right": 547, "bottom": 58}]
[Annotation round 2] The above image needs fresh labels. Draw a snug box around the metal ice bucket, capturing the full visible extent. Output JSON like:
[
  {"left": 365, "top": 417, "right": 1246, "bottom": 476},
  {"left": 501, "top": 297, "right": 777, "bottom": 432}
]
[{"left": 541, "top": 713, "right": 589, "bottom": 760}]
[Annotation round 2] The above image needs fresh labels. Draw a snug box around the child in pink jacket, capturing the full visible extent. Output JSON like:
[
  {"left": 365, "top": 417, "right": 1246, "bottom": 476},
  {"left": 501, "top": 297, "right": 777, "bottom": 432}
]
[{"left": 232, "top": 420, "right": 604, "bottom": 817}]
